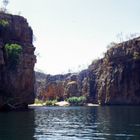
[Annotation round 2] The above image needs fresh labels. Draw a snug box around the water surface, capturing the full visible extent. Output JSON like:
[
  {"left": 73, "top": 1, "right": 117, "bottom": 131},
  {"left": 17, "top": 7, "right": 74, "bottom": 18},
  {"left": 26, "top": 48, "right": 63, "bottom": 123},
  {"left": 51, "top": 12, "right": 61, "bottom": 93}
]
[{"left": 0, "top": 106, "right": 140, "bottom": 140}]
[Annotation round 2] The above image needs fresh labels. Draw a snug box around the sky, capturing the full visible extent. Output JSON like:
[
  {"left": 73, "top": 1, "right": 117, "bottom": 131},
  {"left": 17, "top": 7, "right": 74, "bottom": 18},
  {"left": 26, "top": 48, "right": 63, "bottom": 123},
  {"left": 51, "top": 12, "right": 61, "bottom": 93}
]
[{"left": 2, "top": 0, "right": 140, "bottom": 74}]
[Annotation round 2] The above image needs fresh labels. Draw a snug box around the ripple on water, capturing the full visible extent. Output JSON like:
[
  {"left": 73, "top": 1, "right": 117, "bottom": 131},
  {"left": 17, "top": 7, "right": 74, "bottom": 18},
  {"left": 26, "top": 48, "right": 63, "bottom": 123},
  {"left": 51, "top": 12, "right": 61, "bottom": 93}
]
[{"left": 33, "top": 106, "right": 140, "bottom": 140}]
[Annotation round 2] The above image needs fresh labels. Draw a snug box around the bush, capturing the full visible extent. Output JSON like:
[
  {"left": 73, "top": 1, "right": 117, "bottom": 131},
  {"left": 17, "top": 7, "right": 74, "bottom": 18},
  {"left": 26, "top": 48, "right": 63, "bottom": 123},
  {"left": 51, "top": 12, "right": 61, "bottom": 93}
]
[
  {"left": 67, "top": 96, "right": 86, "bottom": 106},
  {"left": 5, "top": 43, "right": 22, "bottom": 70},
  {"left": 45, "top": 100, "right": 57, "bottom": 106},
  {"left": 35, "top": 99, "right": 58, "bottom": 106},
  {"left": 133, "top": 51, "right": 140, "bottom": 60},
  {"left": 106, "top": 42, "right": 117, "bottom": 49},
  {"left": 34, "top": 99, "right": 44, "bottom": 104},
  {"left": 0, "top": 19, "right": 9, "bottom": 27}
]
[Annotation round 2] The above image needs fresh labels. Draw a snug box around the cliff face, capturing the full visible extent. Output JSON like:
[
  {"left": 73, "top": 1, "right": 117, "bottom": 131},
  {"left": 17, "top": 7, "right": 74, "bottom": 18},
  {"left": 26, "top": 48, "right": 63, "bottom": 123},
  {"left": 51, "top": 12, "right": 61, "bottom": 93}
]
[
  {"left": 0, "top": 13, "right": 36, "bottom": 110},
  {"left": 36, "top": 37, "right": 140, "bottom": 105},
  {"left": 94, "top": 37, "right": 140, "bottom": 105},
  {"left": 37, "top": 72, "right": 89, "bottom": 101}
]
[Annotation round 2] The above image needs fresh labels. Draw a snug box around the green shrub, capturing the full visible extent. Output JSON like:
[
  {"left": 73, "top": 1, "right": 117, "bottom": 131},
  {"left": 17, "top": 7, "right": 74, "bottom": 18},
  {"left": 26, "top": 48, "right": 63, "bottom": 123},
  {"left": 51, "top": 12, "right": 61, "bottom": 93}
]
[
  {"left": 5, "top": 43, "right": 22, "bottom": 70},
  {"left": 133, "top": 51, "right": 140, "bottom": 60},
  {"left": 34, "top": 99, "right": 44, "bottom": 104},
  {"left": 45, "top": 100, "right": 57, "bottom": 106},
  {"left": 35, "top": 99, "right": 58, "bottom": 106},
  {"left": 67, "top": 96, "right": 86, "bottom": 106},
  {"left": 0, "top": 19, "right": 9, "bottom": 27}
]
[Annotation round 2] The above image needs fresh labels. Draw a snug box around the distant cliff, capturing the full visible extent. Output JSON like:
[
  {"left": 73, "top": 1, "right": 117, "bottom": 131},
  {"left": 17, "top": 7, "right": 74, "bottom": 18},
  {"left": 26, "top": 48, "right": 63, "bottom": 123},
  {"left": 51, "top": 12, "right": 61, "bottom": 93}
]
[
  {"left": 36, "top": 37, "right": 140, "bottom": 105},
  {"left": 36, "top": 70, "right": 91, "bottom": 102},
  {"left": 0, "top": 13, "right": 36, "bottom": 110}
]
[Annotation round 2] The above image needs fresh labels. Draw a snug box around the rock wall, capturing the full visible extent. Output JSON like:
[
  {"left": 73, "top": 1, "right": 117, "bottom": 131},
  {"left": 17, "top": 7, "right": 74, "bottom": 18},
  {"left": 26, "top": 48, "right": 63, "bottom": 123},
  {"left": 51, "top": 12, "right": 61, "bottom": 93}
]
[
  {"left": 0, "top": 13, "right": 36, "bottom": 110},
  {"left": 84, "top": 37, "right": 140, "bottom": 105},
  {"left": 95, "top": 37, "right": 140, "bottom": 105},
  {"left": 37, "top": 72, "right": 89, "bottom": 101}
]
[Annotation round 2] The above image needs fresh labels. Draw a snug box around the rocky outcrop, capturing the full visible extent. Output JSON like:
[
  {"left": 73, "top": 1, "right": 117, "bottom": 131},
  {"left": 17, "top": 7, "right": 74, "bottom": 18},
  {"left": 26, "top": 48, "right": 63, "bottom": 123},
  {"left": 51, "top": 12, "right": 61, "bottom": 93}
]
[
  {"left": 37, "top": 72, "right": 88, "bottom": 101},
  {"left": 40, "top": 74, "right": 70, "bottom": 100},
  {"left": 0, "top": 13, "right": 36, "bottom": 110},
  {"left": 35, "top": 72, "right": 47, "bottom": 98},
  {"left": 74, "top": 37, "right": 140, "bottom": 105}
]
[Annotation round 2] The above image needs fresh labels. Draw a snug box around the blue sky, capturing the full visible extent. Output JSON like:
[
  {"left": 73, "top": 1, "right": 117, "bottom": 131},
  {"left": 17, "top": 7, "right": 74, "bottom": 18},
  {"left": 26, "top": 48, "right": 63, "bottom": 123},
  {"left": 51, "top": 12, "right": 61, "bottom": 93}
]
[{"left": 3, "top": 0, "right": 140, "bottom": 74}]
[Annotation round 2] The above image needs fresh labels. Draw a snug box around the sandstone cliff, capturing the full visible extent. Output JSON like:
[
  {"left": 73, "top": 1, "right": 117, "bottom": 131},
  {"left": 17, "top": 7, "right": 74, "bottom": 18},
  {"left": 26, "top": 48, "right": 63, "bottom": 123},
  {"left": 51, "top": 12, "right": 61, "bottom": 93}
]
[
  {"left": 94, "top": 37, "right": 140, "bottom": 105},
  {"left": 36, "top": 37, "right": 140, "bottom": 105},
  {"left": 0, "top": 13, "right": 36, "bottom": 110},
  {"left": 36, "top": 72, "right": 89, "bottom": 101}
]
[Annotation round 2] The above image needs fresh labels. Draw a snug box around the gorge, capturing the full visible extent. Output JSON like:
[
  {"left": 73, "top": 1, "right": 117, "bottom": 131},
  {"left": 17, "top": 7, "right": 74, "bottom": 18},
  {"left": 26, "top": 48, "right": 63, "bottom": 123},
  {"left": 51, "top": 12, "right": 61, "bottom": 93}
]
[
  {"left": 0, "top": 12, "right": 140, "bottom": 110},
  {"left": 36, "top": 37, "right": 140, "bottom": 105}
]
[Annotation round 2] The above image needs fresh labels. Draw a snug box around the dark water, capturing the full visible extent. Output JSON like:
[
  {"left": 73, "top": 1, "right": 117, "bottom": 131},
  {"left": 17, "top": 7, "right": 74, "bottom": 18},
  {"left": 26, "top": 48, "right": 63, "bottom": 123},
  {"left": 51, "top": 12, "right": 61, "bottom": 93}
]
[{"left": 0, "top": 106, "right": 140, "bottom": 140}]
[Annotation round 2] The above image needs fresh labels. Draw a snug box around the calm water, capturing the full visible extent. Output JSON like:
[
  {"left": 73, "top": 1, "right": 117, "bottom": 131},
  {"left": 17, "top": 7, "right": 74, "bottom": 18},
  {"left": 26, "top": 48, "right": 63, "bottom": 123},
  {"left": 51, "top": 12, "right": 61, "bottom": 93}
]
[{"left": 0, "top": 106, "right": 140, "bottom": 140}]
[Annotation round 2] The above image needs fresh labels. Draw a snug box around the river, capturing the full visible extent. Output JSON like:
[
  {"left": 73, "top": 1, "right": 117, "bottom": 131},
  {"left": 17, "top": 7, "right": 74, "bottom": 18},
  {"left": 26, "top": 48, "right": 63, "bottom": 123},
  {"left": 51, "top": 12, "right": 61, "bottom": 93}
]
[{"left": 0, "top": 106, "right": 140, "bottom": 140}]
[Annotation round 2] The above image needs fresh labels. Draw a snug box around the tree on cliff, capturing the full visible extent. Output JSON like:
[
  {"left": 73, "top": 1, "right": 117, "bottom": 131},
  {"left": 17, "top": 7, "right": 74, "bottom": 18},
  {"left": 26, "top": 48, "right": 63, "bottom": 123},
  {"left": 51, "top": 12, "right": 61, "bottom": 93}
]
[{"left": 1, "top": 0, "right": 9, "bottom": 12}]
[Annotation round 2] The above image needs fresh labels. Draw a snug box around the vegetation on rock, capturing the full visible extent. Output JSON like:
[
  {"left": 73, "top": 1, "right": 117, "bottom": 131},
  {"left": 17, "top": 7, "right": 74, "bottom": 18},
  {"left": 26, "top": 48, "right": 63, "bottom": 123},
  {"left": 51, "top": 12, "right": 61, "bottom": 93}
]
[
  {"left": 5, "top": 43, "right": 22, "bottom": 70},
  {"left": 133, "top": 51, "right": 140, "bottom": 60},
  {"left": 0, "top": 19, "right": 9, "bottom": 27}
]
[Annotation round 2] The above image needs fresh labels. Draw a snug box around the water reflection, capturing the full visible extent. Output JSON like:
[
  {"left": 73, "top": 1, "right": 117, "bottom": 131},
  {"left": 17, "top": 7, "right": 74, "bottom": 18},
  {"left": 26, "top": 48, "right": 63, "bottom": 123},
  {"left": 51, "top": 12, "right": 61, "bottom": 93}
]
[
  {"left": 0, "top": 106, "right": 140, "bottom": 140},
  {"left": 34, "top": 107, "right": 98, "bottom": 140},
  {"left": 0, "top": 110, "right": 35, "bottom": 140},
  {"left": 34, "top": 106, "right": 140, "bottom": 140},
  {"left": 96, "top": 106, "right": 140, "bottom": 139}
]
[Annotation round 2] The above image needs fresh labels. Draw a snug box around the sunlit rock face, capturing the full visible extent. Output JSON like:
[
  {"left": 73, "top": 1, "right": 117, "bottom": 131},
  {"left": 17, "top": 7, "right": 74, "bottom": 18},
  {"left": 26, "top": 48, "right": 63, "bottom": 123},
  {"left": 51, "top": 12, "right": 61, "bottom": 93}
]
[
  {"left": 0, "top": 13, "right": 36, "bottom": 110},
  {"left": 36, "top": 72, "right": 89, "bottom": 101},
  {"left": 89, "top": 37, "right": 140, "bottom": 105}
]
